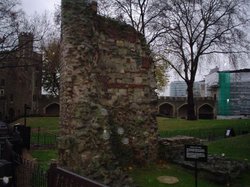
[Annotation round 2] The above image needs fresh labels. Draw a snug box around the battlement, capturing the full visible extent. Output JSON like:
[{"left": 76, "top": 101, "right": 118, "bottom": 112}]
[{"left": 158, "top": 96, "right": 214, "bottom": 101}]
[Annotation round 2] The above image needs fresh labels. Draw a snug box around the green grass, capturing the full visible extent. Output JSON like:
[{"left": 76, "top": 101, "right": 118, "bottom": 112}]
[
  {"left": 208, "top": 134, "right": 250, "bottom": 161},
  {"left": 31, "top": 149, "right": 58, "bottom": 170},
  {"left": 158, "top": 118, "right": 250, "bottom": 138},
  {"left": 158, "top": 118, "right": 250, "bottom": 131},
  {"left": 17, "top": 117, "right": 250, "bottom": 135},
  {"left": 131, "top": 163, "right": 250, "bottom": 187},
  {"left": 17, "top": 117, "right": 250, "bottom": 186},
  {"left": 130, "top": 164, "right": 221, "bottom": 187},
  {"left": 233, "top": 170, "right": 250, "bottom": 187},
  {"left": 12, "top": 117, "right": 59, "bottom": 168},
  {"left": 13, "top": 117, "right": 59, "bottom": 133},
  {"left": 207, "top": 134, "right": 250, "bottom": 186},
  {"left": 13, "top": 117, "right": 59, "bottom": 145},
  {"left": 132, "top": 133, "right": 250, "bottom": 187}
]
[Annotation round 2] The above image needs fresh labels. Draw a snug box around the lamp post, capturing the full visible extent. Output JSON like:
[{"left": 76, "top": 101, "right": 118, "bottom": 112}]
[
  {"left": 226, "top": 98, "right": 230, "bottom": 115},
  {"left": 24, "top": 104, "right": 31, "bottom": 126}
]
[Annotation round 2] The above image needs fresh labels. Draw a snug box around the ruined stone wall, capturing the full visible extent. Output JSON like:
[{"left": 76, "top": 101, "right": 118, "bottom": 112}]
[
  {"left": 159, "top": 136, "right": 250, "bottom": 185},
  {"left": 59, "top": 0, "right": 158, "bottom": 185}
]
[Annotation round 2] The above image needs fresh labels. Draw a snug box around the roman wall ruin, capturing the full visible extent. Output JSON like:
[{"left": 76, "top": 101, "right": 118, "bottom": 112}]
[{"left": 59, "top": 0, "right": 158, "bottom": 185}]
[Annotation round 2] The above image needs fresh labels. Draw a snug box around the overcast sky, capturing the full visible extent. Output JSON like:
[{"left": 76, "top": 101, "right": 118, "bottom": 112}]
[
  {"left": 21, "top": 0, "right": 60, "bottom": 16},
  {"left": 20, "top": 0, "right": 250, "bottom": 96}
]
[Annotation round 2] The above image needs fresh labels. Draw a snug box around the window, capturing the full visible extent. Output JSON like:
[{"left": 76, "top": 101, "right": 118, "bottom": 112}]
[{"left": 0, "top": 89, "right": 4, "bottom": 96}]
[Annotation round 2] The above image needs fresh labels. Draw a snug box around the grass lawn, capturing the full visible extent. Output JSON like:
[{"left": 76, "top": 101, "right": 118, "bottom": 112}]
[
  {"left": 18, "top": 117, "right": 250, "bottom": 186},
  {"left": 13, "top": 117, "right": 59, "bottom": 145},
  {"left": 158, "top": 118, "right": 250, "bottom": 138},
  {"left": 208, "top": 134, "right": 250, "bottom": 161},
  {"left": 130, "top": 162, "right": 250, "bottom": 187},
  {"left": 132, "top": 133, "right": 250, "bottom": 187},
  {"left": 31, "top": 149, "right": 58, "bottom": 170},
  {"left": 17, "top": 116, "right": 250, "bottom": 134},
  {"left": 13, "top": 117, "right": 59, "bottom": 133},
  {"left": 158, "top": 117, "right": 250, "bottom": 131},
  {"left": 130, "top": 164, "right": 221, "bottom": 187}
]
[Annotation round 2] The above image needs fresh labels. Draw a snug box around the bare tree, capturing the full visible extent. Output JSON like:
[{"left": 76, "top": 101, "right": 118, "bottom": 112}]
[
  {"left": 155, "top": 0, "right": 250, "bottom": 120},
  {"left": 42, "top": 39, "right": 60, "bottom": 96},
  {"left": 0, "top": 0, "right": 51, "bottom": 65},
  {"left": 0, "top": 0, "right": 23, "bottom": 62},
  {"left": 98, "top": 0, "right": 166, "bottom": 46}
]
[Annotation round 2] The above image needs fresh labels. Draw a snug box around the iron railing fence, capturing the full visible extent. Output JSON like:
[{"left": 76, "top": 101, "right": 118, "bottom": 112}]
[
  {"left": 30, "top": 127, "right": 57, "bottom": 148},
  {"left": 159, "top": 126, "right": 250, "bottom": 141},
  {"left": 16, "top": 159, "right": 47, "bottom": 187},
  {"left": 16, "top": 159, "right": 108, "bottom": 187}
]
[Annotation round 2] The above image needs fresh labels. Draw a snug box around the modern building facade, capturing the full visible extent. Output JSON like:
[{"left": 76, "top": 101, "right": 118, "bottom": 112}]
[
  {"left": 170, "top": 81, "right": 205, "bottom": 97},
  {"left": 205, "top": 68, "right": 250, "bottom": 117},
  {"left": 159, "top": 67, "right": 250, "bottom": 119}
]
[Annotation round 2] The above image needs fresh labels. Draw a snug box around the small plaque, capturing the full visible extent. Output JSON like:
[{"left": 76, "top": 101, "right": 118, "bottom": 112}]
[
  {"left": 185, "top": 145, "right": 208, "bottom": 162},
  {"left": 225, "top": 128, "right": 235, "bottom": 137}
]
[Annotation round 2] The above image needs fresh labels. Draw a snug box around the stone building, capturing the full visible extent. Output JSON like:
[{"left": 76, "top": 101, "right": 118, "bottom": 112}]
[
  {"left": 59, "top": 0, "right": 158, "bottom": 185},
  {"left": 0, "top": 33, "right": 42, "bottom": 121},
  {"left": 158, "top": 96, "right": 216, "bottom": 119},
  {"left": 38, "top": 95, "right": 60, "bottom": 116}
]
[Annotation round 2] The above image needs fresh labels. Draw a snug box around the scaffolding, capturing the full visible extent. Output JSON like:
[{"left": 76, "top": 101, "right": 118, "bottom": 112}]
[
  {"left": 218, "top": 71, "right": 250, "bottom": 116},
  {"left": 218, "top": 72, "right": 230, "bottom": 115}
]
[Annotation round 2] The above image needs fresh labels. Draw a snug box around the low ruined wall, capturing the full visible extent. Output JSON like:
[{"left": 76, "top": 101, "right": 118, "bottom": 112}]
[
  {"left": 159, "top": 136, "right": 250, "bottom": 185},
  {"left": 158, "top": 136, "right": 201, "bottom": 161}
]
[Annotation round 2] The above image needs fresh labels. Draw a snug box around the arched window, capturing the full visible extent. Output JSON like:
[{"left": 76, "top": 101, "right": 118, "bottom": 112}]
[
  {"left": 198, "top": 104, "right": 214, "bottom": 119},
  {"left": 45, "top": 103, "right": 60, "bottom": 116},
  {"left": 159, "top": 103, "right": 174, "bottom": 117},
  {"left": 178, "top": 104, "right": 188, "bottom": 119}
]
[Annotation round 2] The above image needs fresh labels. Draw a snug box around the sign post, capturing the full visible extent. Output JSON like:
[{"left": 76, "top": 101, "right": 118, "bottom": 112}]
[
  {"left": 185, "top": 145, "right": 208, "bottom": 187},
  {"left": 24, "top": 104, "right": 31, "bottom": 126}
]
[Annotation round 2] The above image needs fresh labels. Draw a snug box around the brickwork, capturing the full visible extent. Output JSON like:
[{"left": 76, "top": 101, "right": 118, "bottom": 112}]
[{"left": 59, "top": 0, "right": 158, "bottom": 185}]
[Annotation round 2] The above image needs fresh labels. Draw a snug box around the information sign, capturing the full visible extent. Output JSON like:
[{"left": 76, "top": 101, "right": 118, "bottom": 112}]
[{"left": 185, "top": 145, "right": 208, "bottom": 162}]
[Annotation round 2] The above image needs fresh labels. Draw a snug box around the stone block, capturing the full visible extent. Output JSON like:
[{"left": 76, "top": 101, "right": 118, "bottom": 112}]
[
  {"left": 116, "top": 40, "right": 124, "bottom": 47},
  {"left": 134, "top": 77, "right": 143, "bottom": 84}
]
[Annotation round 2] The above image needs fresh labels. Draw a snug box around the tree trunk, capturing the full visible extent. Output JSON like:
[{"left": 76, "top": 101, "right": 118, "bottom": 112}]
[{"left": 187, "top": 82, "right": 196, "bottom": 120}]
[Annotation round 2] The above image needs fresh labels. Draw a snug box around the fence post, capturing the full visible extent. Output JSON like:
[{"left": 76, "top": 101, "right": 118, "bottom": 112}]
[
  {"left": 37, "top": 127, "right": 40, "bottom": 146},
  {"left": 47, "top": 162, "right": 57, "bottom": 187}
]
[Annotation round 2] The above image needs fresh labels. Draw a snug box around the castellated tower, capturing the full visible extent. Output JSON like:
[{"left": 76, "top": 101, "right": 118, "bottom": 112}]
[{"left": 59, "top": 0, "right": 158, "bottom": 185}]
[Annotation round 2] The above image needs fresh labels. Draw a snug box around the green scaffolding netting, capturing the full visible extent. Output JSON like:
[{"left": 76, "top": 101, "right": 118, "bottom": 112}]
[{"left": 218, "top": 72, "right": 230, "bottom": 115}]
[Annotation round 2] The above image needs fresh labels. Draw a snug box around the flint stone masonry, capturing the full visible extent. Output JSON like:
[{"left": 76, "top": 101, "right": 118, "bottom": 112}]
[
  {"left": 158, "top": 136, "right": 201, "bottom": 161},
  {"left": 59, "top": 0, "right": 158, "bottom": 186}
]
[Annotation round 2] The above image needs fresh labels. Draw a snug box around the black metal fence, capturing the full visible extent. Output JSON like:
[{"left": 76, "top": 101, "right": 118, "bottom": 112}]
[
  {"left": 16, "top": 159, "right": 47, "bottom": 187},
  {"left": 159, "top": 126, "right": 250, "bottom": 141},
  {"left": 30, "top": 127, "right": 57, "bottom": 148},
  {"left": 16, "top": 160, "right": 108, "bottom": 187},
  {"left": 47, "top": 163, "right": 108, "bottom": 187}
]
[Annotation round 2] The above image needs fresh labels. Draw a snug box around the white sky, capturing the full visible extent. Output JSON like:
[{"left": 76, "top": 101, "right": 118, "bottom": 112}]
[
  {"left": 21, "top": 0, "right": 60, "bottom": 16},
  {"left": 20, "top": 0, "right": 250, "bottom": 96}
]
